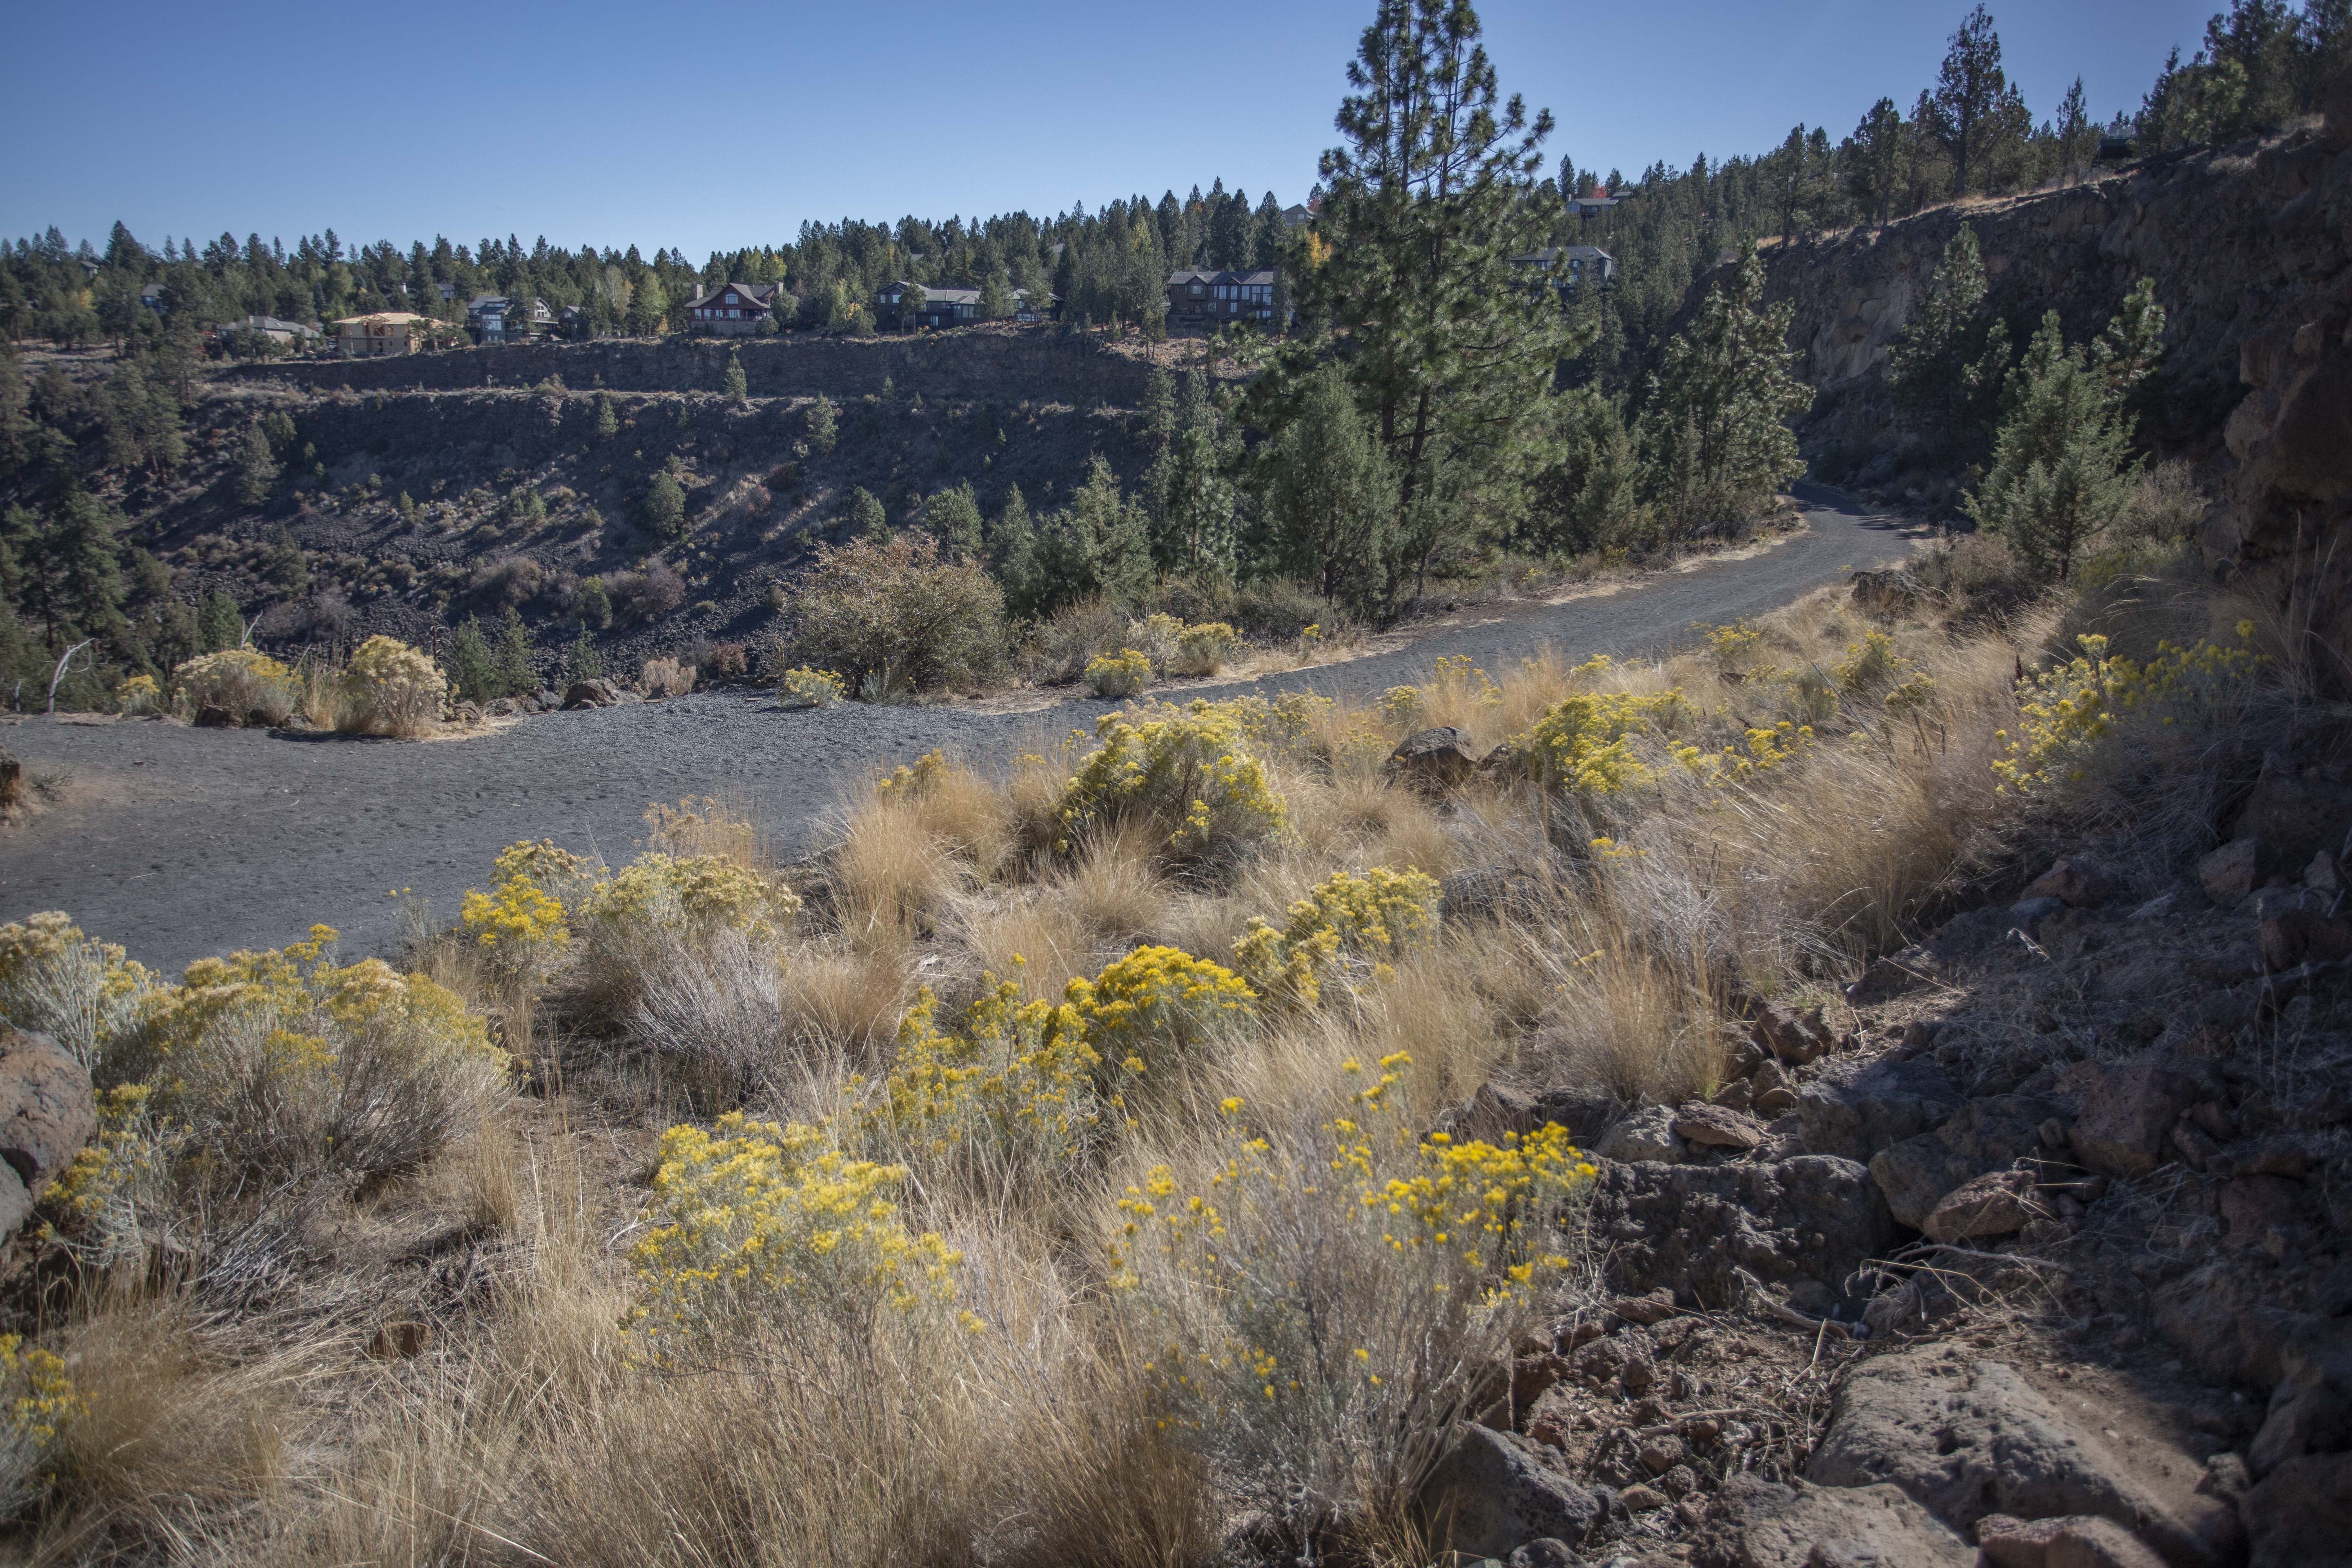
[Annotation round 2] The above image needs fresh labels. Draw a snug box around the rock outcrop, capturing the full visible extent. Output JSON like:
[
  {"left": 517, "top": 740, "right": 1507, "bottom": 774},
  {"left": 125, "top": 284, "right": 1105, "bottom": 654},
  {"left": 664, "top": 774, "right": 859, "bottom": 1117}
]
[{"left": 0, "top": 1028, "right": 98, "bottom": 1240}]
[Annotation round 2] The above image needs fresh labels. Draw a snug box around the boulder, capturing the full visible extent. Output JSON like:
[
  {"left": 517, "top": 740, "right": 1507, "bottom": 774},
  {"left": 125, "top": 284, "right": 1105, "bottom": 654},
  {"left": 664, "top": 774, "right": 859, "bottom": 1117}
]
[
  {"left": 1385, "top": 727, "right": 1485, "bottom": 792},
  {"left": 195, "top": 703, "right": 240, "bottom": 728},
  {"left": 1441, "top": 866, "right": 1547, "bottom": 924},
  {"left": 2258, "top": 906, "right": 2352, "bottom": 972},
  {"left": 2196, "top": 839, "right": 2267, "bottom": 906},
  {"left": 2307, "top": 848, "right": 2344, "bottom": 893},
  {"left": 1506, "top": 1540, "right": 1587, "bottom": 1568},
  {"left": 1921, "top": 1168, "right": 2039, "bottom": 1243},
  {"left": 1753, "top": 1003, "right": 1838, "bottom": 1065},
  {"left": 1586, "top": 1156, "right": 1891, "bottom": 1310},
  {"left": 2231, "top": 768, "right": 2352, "bottom": 870},
  {"left": 1682, "top": 1473, "right": 1972, "bottom": 1567},
  {"left": 563, "top": 678, "right": 623, "bottom": 709},
  {"left": 1419, "top": 1424, "right": 1615, "bottom": 1557},
  {"left": 0, "top": 1029, "right": 98, "bottom": 1241},
  {"left": 1868, "top": 1094, "right": 2062, "bottom": 1228},
  {"left": 1772, "top": 1056, "right": 1963, "bottom": 1164},
  {"left": 1807, "top": 1350, "right": 2231, "bottom": 1567},
  {"left": 2025, "top": 857, "right": 2120, "bottom": 908},
  {"left": 1673, "top": 1101, "right": 1767, "bottom": 1149},
  {"left": 1595, "top": 1105, "right": 1686, "bottom": 1164},
  {"left": 2219, "top": 1174, "right": 2300, "bottom": 1247},
  {"left": 2239, "top": 1452, "right": 2352, "bottom": 1568},
  {"left": 2070, "top": 1051, "right": 2203, "bottom": 1179},
  {"left": 1978, "top": 1514, "right": 2169, "bottom": 1568},
  {"left": 2247, "top": 1315, "right": 2352, "bottom": 1477},
  {"left": 1751, "top": 1059, "right": 1799, "bottom": 1114}
]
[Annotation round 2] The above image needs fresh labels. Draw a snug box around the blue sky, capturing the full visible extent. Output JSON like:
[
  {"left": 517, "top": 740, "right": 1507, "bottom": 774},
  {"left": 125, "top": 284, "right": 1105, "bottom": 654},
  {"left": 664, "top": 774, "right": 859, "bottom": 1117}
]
[{"left": 6, "top": 0, "right": 2225, "bottom": 260}]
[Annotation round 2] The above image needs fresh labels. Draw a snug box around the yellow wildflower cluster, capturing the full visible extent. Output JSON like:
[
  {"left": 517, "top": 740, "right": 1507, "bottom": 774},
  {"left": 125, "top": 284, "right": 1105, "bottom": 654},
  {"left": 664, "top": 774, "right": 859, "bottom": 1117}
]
[
  {"left": 1697, "top": 620, "right": 1764, "bottom": 672},
  {"left": 170, "top": 648, "right": 297, "bottom": 722},
  {"left": 1067, "top": 945, "right": 1255, "bottom": 1076},
  {"left": 587, "top": 853, "right": 791, "bottom": 938},
  {"left": 1085, "top": 647, "right": 1156, "bottom": 699},
  {"left": 1172, "top": 620, "right": 1241, "bottom": 675},
  {"left": 38, "top": 1083, "right": 166, "bottom": 1266},
  {"left": 628, "top": 1113, "right": 964, "bottom": 1362},
  {"left": 1377, "top": 685, "right": 1424, "bottom": 725},
  {"left": 460, "top": 839, "right": 797, "bottom": 978},
  {"left": 114, "top": 673, "right": 161, "bottom": 714},
  {"left": 1428, "top": 654, "right": 1503, "bottom": 709},
  {"left": 1835, "top": 630, "right": 1908, "bottom": 694},
  {"left": 1993, "top": 631, "right": 2267, "bottom": 795},
  {"left": 1502, "top": 689, "right": 1693, "bottom": 795},
  {"left": 0, "top": 1333, "right": 83, "bottom": 1512},
  {"left": 0, "top": 912, "right": 155, "bottom": 1069},
  {"left": 1231, "top": 867, "right": 1440, "bottom": 1009},
  {"left": 778, "top": 666, "right": 847, "bottom": 708},
  {"left": 1056, "top": 699, "right": 1291, "bottom": 855},
  {"left": 1107, "top": 1056, "right": 1594, "bottom": 1453},
  {"left": 339, "top": 635, "right": 447, "bottom": 731},
  {"left": 875, "top": 748, "right": 952, "bottom": 799}
]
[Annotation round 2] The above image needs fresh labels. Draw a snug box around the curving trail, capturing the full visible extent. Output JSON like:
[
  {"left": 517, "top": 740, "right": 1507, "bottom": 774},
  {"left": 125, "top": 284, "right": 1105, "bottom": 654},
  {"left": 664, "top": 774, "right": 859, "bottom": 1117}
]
[{"left": 0, "top": 486, "right": 1920, "bottom": 973}]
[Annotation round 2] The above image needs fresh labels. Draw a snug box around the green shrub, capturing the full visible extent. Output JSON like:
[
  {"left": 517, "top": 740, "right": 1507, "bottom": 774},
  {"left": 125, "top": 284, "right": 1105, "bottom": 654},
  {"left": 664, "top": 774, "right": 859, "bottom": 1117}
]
[
  {"left": 783, "top": 534, "right": 1007, "bottom": 698},
  {"left": 338, "top": 635, "right": 446, "bottom": 735},
  {"left": 778, "top": 667, "right": 846, "bottom": 708},
  {"left": 172, "top": 649, "right": 297, "bottom": 725},
  {"left": 1085, "top": 648, "right": 1154, "bottom": 698},
  {"left": 1055, "top": 699, "right": 1290, "bottom": 858}
]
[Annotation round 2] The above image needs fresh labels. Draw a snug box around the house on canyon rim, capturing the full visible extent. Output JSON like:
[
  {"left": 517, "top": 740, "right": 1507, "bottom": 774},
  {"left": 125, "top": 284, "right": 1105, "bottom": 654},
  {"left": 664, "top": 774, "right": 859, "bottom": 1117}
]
[
  {"left": 683, "top": 281, "right": 782, "bottom": 335},
  {"left": 333, "top": 310, "right": 437, "bottom": 357},
  {"left": 1166, "top": 267, "right": 1277, "bottom": 330}
]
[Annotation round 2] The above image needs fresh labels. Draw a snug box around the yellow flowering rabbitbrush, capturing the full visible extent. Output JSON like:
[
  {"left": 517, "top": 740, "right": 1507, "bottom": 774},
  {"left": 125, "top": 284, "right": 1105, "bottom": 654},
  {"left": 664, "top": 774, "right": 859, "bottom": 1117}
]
[
  {"left": 1056, "top": 699, "right": 1290, "bottom": 855},
  {"left": 1106, "top": 1053, "right": 1596, "bottom": 1512},
  {"left": 1503, "top": 688, "right": 1693, "bottom": 796},
  {"left": 1993, "top": 630, "right": 2266, "bottom": 795},
  {"left": 0, "top": 1333, "right": 83, "bottom": 1513},
  {"left": 1086, "top": 648, "right": 1156, "bottom": 699},
  {"left": 628, "top": 1112, "right": 965, "bottom": 1362},
  {"left": 1231, "top": 866, "right": 1440, "bottom": 1009}
]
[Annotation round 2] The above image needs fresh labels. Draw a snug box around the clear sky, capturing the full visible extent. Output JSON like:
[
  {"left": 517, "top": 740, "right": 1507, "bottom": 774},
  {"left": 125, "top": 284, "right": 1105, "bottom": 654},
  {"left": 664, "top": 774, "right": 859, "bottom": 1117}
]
[{"left": 5, "top": 0, "right": 2227, "bottom": 260}]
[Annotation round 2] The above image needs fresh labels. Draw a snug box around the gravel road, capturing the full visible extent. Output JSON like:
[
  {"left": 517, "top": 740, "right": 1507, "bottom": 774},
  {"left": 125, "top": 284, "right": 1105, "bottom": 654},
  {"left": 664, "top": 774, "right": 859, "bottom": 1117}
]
[{"left": 0, "top": 485, "right": 1918, "bottom": 973}]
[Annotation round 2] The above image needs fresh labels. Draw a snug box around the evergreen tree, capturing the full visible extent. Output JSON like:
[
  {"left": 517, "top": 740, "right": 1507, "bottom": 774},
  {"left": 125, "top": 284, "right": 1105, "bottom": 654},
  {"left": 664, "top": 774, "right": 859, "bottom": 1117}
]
[
  {"left": 196, "top": 589, "right": 243, "bottom": 652},
  {"left": 1038, "top": 457, "right": 1151, "bottom": 608},
  {"left": 846, "top": 486, "right": 888, "bottom": 540},
  {"left": 1528, "top": 390, "right": 1648, "bottom": 555},
  {"left": 1929, "top": 5, "right": 2008, "bottom": 196},
  {"left": 898, "top": 283, "right": 927, "bottom": 331},
  {"left": 927, "top": 483, "right": 983, "bottom": 560},
  {"left": 1158, "top": 370, "right": 1237, "bottom": 574},
  {"left": 263, "top": 525, "right": 309, "bottom": 594},
  {"left": 595, "top": 391, "right": 619, "bottom": 439},
  {"left": 1962, "top": 310, "right": 2139, "bottom": 581},
  {"left": 2056, "top": 75, "right": 2094, "bottom": 179},
  {"left": 232, "top": 421, "right": 279, "bottom": 507},
  {"left": 723, "top": 354, "right": 748, "bottom": 403},
  {"left": 988, "top": 484, "right": 1039, "bottom": 615},
  {"left": 1266, "top": 364, "right": 1396, "bottom": 607},
  {"left": 495, "top": 606, "right": 536, "bottom": 694},
  {"left": 1888, "top": 225, "right": 2011, "bottom": 460},
  {"left": 807, "top": 395, "right": 838, "bottom": 454},
  {"left": 579, "top": 575, "right": 614, "bottom": 629},
  {"left": 448, "top": 617, "right": 497, "bottom": 702},
  {"left": 978, "top": 270, "right": 1015, "bottom": 321},
  {"left": 1637, "top": 245, "right": 1813, "bottom": 532},
  {"left": 645, "top": 471, "right": 687, "bottom": 537},
  {"left": 1847, "top": 99, "right": 1910, "bottom": 229},
  {"left": 1248, "top": 0, "right": 1591, "bottom": 606}
]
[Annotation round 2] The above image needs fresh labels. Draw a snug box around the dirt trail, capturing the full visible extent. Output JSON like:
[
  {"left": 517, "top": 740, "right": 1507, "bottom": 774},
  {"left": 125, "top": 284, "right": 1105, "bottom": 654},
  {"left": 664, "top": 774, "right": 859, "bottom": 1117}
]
[{"left": 0, "top": 487, "right": 1920, "bottom": 973}]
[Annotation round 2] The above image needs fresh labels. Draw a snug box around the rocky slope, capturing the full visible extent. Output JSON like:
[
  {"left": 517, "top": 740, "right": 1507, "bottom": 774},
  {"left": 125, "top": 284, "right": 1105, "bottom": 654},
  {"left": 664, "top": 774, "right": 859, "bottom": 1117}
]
[{"left": 1757, "top": 63, "right": 2352, "bottom": 696}]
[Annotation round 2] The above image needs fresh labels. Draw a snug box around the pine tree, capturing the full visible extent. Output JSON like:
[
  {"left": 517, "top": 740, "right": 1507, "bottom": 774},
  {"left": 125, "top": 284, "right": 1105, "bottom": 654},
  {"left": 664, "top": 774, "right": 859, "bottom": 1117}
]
[
  {"left": 595, "top": 392, "right": 619, "bottom": 440},
  {"left": 1929, "top": 5, "right": 2008, "bottom": 197},
  {"left": 263, "top": 525, "right": 309, "bottom": 595},
  {"left": 1267, "top": 364, "right": 1396, "bottom": 607},
  {"left": 988, "top": 484, "right": 1039, "bottom": 614},
  {"left": 978, "top": 271, "right": 1015, "bottom": 321},
  {"left": 1889, "top": 225, "right": 2012, "bottom": 460},
  {"left": 723, "top": 354, "right": 748, "bottom": 403},
  {"left": 808, "top": 395, "right": 839, "bottom": 454},
  {"left": 927, "top": 483, "right": 983, "bottom": 561},
  {"left": 232, "top": 422, "right": 279, "bottom": 507},
  {"left": 1040, "top": 457, "right": 1151, "bottom": 607},
  {"left": 196, "top": 589, "right": 244, "bottom": 652},
  {"left": 1248, "top": 0, "right": 1592, "bottom": 606},
  {"left": 645, "top": 471, "right": 686, "bottom": 537},
  {"left": 1159, "top": 371, "right": 1237, "bottom": 574},
  {"left": 495, "top": 606, "right": 536, "bottom": 695},
  {"left": 1962, "top": 310, "right": 2138, "bottom": 581},
  {"left": 1637, "top": 245, "right": 1813, "bottom": 534},
  {"left": 448, "top": 617, "right": 497, "bottom": 702},
  {"left": 846, "top": 486, "right": 888, "bottom": 540},
  {"left": 2056, "top": 76, "right": 2093, "bottom": 179}
]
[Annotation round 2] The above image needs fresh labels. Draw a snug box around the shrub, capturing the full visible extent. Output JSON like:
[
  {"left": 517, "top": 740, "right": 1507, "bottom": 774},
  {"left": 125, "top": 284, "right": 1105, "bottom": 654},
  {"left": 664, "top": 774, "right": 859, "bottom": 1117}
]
[
  {"left": 1231, "top": 867, "right": 1441, "bottom": 1010},
  {"left": 114, "top": 674, "right": 160, "bottom": 715},
  {"left": 1107, "top": 1058, "right": 1595, "bottom": 1521},
  {"left": 1499, "top": 687, "right": 1694, "bottom": 797},
  {"left": 778, "top": 667, "right": 846, "bottom": 708},
  {"left": 0, "top": 912, "right": 156, "bottom": 1070},
  {"left": 642, "top": 657, "right": 697, "bottom": 698},
  {"left": 1993, "top": 630, "right": 2265, "bottom": 796},
  {"left": 338, "top": 635, "right": 447, "bottom": 736},
  {"left": 708, "top": 641, "right": 749, "bottom": 681},
  {"left": 627, "top": 1113, "right": 965, "bottom": 1367},
  {"left": 1086, "top": 648, "right": 1155, "bottom": 699},
  {"left": 1055, "top": 699, "right": 1291, "bottom": 859},
  {"left": 784, "top": 533, "right": 1007, "bottom": 698},
  {"left": 1171, "top": 621, "right": 1241, "bottom": 677},
  {"left": 0, "top": 1334, "right": 83, "bottom": 1515},
  {"left": 171, "top": 649, "right": 297, "bottom": 726}
]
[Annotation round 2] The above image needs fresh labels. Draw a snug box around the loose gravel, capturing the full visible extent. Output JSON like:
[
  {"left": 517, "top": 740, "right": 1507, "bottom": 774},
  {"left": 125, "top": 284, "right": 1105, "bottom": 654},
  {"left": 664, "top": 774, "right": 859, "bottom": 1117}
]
[{"left": 0, "top": 487, "right": 1918, "bottom": 973}]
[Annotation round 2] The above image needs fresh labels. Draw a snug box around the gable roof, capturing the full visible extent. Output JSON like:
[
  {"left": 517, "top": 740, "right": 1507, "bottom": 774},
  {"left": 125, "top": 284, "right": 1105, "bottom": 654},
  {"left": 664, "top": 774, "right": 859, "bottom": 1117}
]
[
  {"left": 881, "top": 281, "right": 984, "bottom": 306},
  {"left": 1167, "top": 269, "right": 1276, "bottom": 287},
  {"left": 683, "top": 281, "right": 780, "bottom": 310}
]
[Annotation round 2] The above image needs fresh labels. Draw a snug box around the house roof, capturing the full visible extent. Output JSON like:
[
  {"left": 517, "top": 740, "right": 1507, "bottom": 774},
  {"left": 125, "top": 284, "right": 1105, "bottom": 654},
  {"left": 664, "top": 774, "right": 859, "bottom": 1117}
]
[
  {"left": 1166, "top": 269, "right": 1276, "bottom": 287},
  {"left": 882, "top": 281, "right": 983, "bottom": 306},
  {"left": 1511, "top": 247, "right": 1612, "bottom": 266},
  {"left": 682, "top": 282, "right": 780, "bottom": 310},
  {"left": 221, "top": 314, "right": 319, "bottom": 336},
  {"left": 332, "top": 312, "right": 435, "bottom": 327}
]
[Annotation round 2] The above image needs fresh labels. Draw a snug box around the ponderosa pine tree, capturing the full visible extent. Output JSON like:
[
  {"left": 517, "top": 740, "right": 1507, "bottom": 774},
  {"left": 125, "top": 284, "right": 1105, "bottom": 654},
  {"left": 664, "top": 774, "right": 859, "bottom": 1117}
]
[
  {"left": 645, "top": 471, "right": 686, "bottom": 537},
  {"left": 1036, "top": 457, "right": 1151, "bottom": 609},
  {"left": 1889, "top": 225, "right": 2012, "bottom": 460},
  {"left": 988, "top": 485, "right": 1040, "bottom": 615},
  {"left": 808, "top": 395, "right": 839, "bottom": 454},
  {"left": 1929, "top": 6, "right": 2009, "bottom": 197},
  {"left": 232, "top": 422, "right": 278, "bottom": 507},
  {"left": 595, "top": 392, "right": 619, "bottom": 440},
  {"left": 1636, "top": 245, "right": 1812, "bottom": 533},
  {"left": 1247, "top": 0, "right": 1590, "bottom": 608},
  {"left": 846, "top": 486, "right": 888, "bottom": 541},
  {"left": 927, "top": 482, "right": 983, "bottom": 561},
  {"left": 723, "top": 354, "right": 748, "bottom": 403},
  {"left": 1848, "top": 98, "right": 1909, "bottom": 228},
  {"left": 1154, "top": 370, "right": 1237, "bottom": 574}
]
